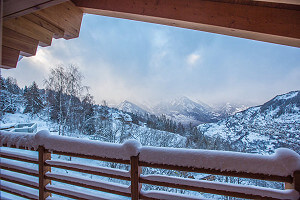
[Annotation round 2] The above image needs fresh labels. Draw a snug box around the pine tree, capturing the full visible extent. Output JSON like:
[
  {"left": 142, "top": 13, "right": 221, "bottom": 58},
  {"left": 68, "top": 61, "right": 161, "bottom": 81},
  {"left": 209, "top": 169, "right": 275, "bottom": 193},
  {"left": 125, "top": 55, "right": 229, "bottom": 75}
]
[
  {"left": 0, "top": 76, "right": 21, "bottom": 117},
  {"left": 24, "top": 81, "right": 44, "bottom": 114}
]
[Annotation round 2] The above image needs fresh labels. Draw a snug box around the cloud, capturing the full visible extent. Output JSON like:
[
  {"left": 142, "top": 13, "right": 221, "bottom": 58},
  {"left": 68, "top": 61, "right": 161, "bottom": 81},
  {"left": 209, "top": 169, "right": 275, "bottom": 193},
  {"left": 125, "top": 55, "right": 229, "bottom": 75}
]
[{"left": 186, "top": 52, "right": 201, "bottom": 66}]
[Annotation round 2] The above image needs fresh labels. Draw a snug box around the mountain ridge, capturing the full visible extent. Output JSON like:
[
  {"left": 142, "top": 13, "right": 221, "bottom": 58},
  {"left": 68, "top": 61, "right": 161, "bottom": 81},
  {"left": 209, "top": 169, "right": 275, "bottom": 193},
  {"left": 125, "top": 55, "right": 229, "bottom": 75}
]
[{"left": 198, "top": 90, "right": 300, "bottom": 154}]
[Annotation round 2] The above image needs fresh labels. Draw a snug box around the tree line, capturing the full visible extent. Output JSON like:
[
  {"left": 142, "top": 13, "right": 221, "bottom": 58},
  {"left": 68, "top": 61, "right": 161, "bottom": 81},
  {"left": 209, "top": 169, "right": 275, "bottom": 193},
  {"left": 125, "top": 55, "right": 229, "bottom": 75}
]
[{"left": 1, "top": 65, "right": 223, "bottom": 151}]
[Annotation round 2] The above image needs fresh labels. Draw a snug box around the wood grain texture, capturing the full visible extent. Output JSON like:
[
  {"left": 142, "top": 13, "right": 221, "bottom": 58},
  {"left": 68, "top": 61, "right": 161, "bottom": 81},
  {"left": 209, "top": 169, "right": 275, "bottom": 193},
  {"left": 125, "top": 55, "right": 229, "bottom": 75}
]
[
  {"left": 3, "top": 0, "right": 68, "bottom": 20},
  {"left": 33, "top": 1, "right": 83, "bottom": 39},
  {"left": 3, "top": 16, "right": 53, "bottom": 46},
  {"left": 130, "top": 155, "right": 142, "bottom": 200},
  {"left": 1, "top": 45, "right": 19, "bottom": 68},
  {"left": 73, "top": 0, "right": 300, "bottom": 47},
  {"left": 38, "top": 146, "right": 51, "bottom": 200},
  {"left": 139, "top": 161, "right": 294, "bottom": 183},
  {"left": 24, "top": 13, "right": 64, "bottom": 39},
  {"left": 2, "top": 27, "right": 39, "bottom": 56}
]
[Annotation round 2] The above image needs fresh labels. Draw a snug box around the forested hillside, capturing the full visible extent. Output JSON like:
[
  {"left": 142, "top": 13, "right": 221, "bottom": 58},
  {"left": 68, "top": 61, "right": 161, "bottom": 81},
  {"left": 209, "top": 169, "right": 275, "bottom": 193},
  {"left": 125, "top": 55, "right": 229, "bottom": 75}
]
[{"left": 198, "top": 91, "right": 300, "bottom": 154}]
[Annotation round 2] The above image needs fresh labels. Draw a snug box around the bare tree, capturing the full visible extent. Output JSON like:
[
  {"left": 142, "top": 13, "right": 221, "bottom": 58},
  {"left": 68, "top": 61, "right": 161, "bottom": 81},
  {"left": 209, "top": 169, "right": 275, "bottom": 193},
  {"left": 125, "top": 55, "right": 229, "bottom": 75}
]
[{"left": 44, "top": 65, "right": 85, "bottom": 135}]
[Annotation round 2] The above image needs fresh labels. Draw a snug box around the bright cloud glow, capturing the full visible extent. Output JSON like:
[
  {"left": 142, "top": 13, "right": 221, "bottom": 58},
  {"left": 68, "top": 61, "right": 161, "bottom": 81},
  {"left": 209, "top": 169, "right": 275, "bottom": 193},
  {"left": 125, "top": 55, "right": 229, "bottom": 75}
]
[{"left": 187, "top": 53, "right": 201, "bottom": 65}]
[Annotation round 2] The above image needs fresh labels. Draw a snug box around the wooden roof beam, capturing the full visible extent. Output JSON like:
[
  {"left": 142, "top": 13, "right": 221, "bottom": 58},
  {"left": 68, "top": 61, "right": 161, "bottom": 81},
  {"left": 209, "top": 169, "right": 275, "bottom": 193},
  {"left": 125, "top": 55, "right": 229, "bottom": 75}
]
[
  {"left": 1, "top": 46, "right": 20, "bottom": 69},
  {"left": 33, "top": 1, "right": 83, "bottom": 39},
  {"left": 72, "top": 0, "right": 300, "bottom": 47},
  {"left": 3, "top": 0, "right": 69, "bottom": 20},
  {"left": 2, "top": 27, "right": 39, "bottom": 57},
  {"left": 1, "top": 1, "right": 83, "bottom": 69},
  {"left": 23, "top": 13, "right": 65, "bottom": 39},
  {"left": 3, "top": 16, "right": 53, "bottom": 47}
]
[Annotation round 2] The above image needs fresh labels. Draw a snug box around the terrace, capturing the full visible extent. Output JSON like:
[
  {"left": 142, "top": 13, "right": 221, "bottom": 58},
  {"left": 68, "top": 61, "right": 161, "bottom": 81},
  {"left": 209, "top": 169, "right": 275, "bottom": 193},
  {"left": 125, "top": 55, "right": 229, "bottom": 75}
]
[
  {"left": 0, "top": 0, "right": 300, "bottom": 199},
  {"left": 0, "top": 130, "right": 299, "bottom": 199}
]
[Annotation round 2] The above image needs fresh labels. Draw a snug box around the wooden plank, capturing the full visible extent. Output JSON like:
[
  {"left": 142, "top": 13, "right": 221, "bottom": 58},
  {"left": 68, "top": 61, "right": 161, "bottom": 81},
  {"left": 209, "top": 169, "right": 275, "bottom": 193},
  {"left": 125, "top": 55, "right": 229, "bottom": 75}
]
[
  {"left": 139, "top": 161, "right": 294, "bottom": 183},
  {"left": 130, "top": 155, "right": 141, "bottom": 200},
  {"left": 140, "top": 190, "right": 202, "bottom": 200},
  {"left": 46, "top": 160, "right": 131, "bottom": 181},
  {"left": 1, "top": 143, "right": 37, "bottom": 151},
  {"left": 73, "top": 0, "right": 300, "bottom": 47},
  {"left": 293, "top": 170, "right": 300, "bottom": 192},
  {"left": 1, "top": 45, "right": 19, "bottom": 69},
  {"left": 0, "top": 160, "right": 39, "bottom": 176},
  {"left": 38, "top": 146, "right": 51, "bottom": 200},
  {"left": 46, "top": 184, "right": 125, "bottom": 200},
  {"left": 139, "top": 176, "right": 283, "bottom": 200},
  {"left": 52, "top": 150, "right": 130, "bottom": 164},
  {"left": 2, "top": 27, "right": 39, "bottom": 57},
  {"left": 1, "top": 0, "right": 3, "bottom": 65},
  {"left": 0, "top": 147, "right": 39, "bottom": 164},
  {"left": 0, "top": 187, "right": 38, "bottom": 200},
  {"left": 3, "top": 0, "right": 69, "bottom": 20},
  {"left": 0, "top": 172, "right": 39, "bottom": 189},
  {"left": 33, "top": 1, "right": 83, "bottom": 39},
  {"left": 3, "top": 16, "right": 53, "bottom": 46},
  {"left": 23, "top": 13, "right": 64, "bottom": 39},
  {"left": 45, "top": 173, "right": 131, "bottom": 197}
]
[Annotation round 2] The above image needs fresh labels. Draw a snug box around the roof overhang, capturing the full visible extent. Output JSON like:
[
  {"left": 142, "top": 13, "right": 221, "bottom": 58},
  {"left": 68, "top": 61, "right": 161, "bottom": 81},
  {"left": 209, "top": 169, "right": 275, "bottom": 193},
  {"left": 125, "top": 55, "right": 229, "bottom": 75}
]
[{"left": 1, "top": 0, "right": 299, "bottom": 69}]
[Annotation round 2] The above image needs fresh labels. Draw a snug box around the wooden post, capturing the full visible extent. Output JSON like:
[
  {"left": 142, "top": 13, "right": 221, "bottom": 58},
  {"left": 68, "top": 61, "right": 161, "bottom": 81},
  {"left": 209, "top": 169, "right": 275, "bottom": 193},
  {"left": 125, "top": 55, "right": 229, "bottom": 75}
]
[
  {"left": 293, "top": 170, "right": 300, "bottom": 192},
  {"left": 38, "top": 146, "right": 51, "bottom": 200},
  {"left": 285, "top": 170, "right": 300, "bottom": 192},
  {"left": 130, "top": 155, "right": 141, "bottom": 200},
  {"left": 1, "top": 0, "right": 3, "bottom": 66}
]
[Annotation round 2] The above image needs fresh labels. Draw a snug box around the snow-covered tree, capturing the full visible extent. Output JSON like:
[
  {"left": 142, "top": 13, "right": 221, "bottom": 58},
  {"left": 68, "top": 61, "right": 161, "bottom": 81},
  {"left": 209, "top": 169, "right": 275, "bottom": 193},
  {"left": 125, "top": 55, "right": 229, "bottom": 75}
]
[
  {"left": 44, "top": 65, "right": 86, "bottom": 135},
  {"left": 0, "top": 76, "right": 22, "bottom": 118},
  {"left": 23, "top": 81, "right": 44, "bottom": 114}
]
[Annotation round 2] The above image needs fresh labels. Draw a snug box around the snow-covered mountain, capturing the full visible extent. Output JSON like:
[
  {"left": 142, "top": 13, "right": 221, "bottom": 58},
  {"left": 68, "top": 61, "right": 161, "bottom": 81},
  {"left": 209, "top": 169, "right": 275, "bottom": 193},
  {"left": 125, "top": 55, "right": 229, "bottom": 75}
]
[
  {"left": 212, "top": 102, "right": 248, "bottom": 117},
  {"left": 152, "top": 96, "right": 219, "bottom": 125},
  {"left": 198, "top": 91, "right": 300, "bottom": 154},
  {"left": 117, "top": 100, "right": 149, "bottom": 116},
  {"left": 118, "top": 97, "right": 247, "bottom": 125}
]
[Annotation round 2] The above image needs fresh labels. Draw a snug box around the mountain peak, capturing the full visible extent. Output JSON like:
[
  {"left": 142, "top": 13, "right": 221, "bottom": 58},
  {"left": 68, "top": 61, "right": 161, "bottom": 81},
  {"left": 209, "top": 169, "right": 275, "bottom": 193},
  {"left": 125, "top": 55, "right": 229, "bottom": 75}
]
[
  {"left": 118, "top": 100, "right": 149, "bottom": 115},
  {"left": 152, "top": 96, "right": 218, "bottom": 125}
]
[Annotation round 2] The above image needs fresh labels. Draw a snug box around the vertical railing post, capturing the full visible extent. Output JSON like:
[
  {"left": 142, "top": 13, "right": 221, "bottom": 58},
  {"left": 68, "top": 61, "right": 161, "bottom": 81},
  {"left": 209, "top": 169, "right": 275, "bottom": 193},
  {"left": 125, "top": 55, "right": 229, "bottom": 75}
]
[
  {"left": 293, "top": 170, "right": 300, "bottom": 192},
  {"left": 285, "top": 170, "right": 300, "bottom": 192},
  {"left": 130, "top": 155, "right": 141, "bottom": 200},
  {"left": 38, "top": 146, "right": 51, "bottom": 200}
]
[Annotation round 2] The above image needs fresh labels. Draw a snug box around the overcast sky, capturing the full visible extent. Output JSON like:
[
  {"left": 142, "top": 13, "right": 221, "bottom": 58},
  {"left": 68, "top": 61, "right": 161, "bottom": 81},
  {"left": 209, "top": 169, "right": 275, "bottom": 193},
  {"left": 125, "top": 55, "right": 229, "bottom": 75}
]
[{"left": 2, "top": 14, "right": 300, "bottom": 106}]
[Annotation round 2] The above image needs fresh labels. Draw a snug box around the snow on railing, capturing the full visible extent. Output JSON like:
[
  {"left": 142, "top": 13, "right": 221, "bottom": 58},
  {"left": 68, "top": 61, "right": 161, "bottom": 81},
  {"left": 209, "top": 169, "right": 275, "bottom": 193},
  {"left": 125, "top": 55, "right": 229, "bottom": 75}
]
[{"left": 0, "top": 130, "right": 300, "bottom": 200}]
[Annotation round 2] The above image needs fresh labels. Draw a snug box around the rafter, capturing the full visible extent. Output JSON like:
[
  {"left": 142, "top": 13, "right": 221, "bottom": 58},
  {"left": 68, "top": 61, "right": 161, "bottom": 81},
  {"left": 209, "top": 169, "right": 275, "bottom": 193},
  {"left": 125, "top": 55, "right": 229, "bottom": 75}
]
[
  {"left": 33, "top": 1, "right": 83, "bottom": 39},
  {"left": 2, "top": 27, "right": 39, "bottom": 57},
  {"left": 1, "top": 46, "right": 20, "bottom": 69},
  {"left": 73, "top": 0, "right": 300, "bottom": 47},
  {"left": 24, "top": 13, "right": 65, "bottom": 39},
  {"left": 4, "top": 17, "right": 53, "bottom": 47},
  {"left": 1, "top": 1, "right": 83, "bottom": 69},
  {"left": 3, "top": 0, "right": 69, "bottom": 20}
]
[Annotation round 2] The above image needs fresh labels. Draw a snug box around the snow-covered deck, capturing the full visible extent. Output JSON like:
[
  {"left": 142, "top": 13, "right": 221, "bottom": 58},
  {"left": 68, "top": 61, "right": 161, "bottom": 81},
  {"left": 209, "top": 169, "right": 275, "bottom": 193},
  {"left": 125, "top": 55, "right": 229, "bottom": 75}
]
[{"left": 0, "top": 130, "right": 299, "bottom": 200}]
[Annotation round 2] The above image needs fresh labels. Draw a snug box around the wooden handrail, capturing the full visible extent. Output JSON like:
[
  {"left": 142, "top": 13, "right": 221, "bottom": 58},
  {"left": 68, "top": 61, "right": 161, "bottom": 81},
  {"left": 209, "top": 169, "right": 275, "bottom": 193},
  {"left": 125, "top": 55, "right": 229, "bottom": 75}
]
[
  {"left": 139, "top": 161, "right": 294, "bottom": 183},
  {"left": 0, "top": 132, "right": 299, "bottom": 200}
]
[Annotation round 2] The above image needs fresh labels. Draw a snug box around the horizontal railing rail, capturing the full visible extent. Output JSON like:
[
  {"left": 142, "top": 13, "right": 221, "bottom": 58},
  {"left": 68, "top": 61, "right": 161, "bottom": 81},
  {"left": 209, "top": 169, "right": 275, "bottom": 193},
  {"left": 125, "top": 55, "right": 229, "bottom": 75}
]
[{"left": 0, "top": 130, "right": 299, "bottom": 200}]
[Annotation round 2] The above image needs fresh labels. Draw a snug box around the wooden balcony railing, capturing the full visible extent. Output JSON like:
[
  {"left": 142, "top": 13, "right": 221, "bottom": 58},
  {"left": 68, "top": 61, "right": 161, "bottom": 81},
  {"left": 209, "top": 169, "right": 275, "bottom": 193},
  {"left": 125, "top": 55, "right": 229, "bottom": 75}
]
[{"left": 0, "top": 130, "right": 299, "bottom": 200}]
